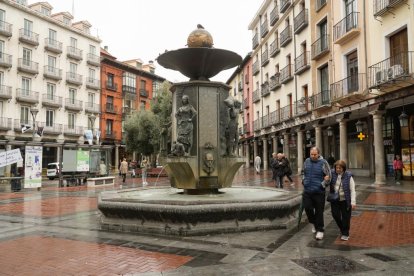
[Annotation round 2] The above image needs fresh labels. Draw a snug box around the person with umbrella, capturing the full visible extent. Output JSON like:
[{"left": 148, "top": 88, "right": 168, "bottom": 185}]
[{"left": 301, "top": 147, "right": 331, "bottom": 240}]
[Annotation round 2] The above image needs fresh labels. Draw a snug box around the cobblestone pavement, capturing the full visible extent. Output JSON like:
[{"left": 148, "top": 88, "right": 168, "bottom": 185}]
[{"left": 0, "top": 167, "right": 413, "bottom": 275}]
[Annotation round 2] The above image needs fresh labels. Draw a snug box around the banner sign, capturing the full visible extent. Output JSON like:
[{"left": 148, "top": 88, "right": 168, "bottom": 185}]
[
  {"left": 24, "top": 146, "right": 42, "bottom": 188},
  {"left": 0, "top": 149, "right": 23, "bottom": 168}
]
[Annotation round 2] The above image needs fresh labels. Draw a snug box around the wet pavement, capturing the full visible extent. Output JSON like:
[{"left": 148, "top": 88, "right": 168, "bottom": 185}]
[{"left": 0, "top": 167, "right": 414, "bottom": 275}]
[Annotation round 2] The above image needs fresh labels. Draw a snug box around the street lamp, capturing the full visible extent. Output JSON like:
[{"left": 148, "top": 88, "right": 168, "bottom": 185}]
[
  {"left": 30, "top": 107, "right": 39, "bottom": 140},
  {"left": 327, "top": 126, "right": 333, "bottom": 137},
  {"left": 355, "top": 120, "right": 363, "bottom": 133},
  {"left": 399, "top": 111, "right": 408, "bottom": 127},
  {"left": 88, "top": 114, "right": 96, "bottom": 129},
  {"left": 306, "top": 130, "right": 312, "bottom": 140}
]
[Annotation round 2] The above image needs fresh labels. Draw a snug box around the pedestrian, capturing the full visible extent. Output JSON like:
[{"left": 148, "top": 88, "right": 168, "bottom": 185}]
[
  {"left": 254, "top": 155, "right": 261, "bottom": 174},
  {"left": 120, "top": 158, "right": 128, "bottom": 185},
  {"left": 270, "top": 153, "right": 287, "bottom": 188},
  {"left": 393, "top": 154, "right": 404, "bottom": 184},
  {"left": 140, "top": 158, "right": 149, "bottom": 186},
  {"left": 328, "top": 160, "right": 356, "bottom": 241},
  {"left": 282, "top": 153, "right": 294, "bottom": 184},
  {"left": 302, "top": 147, "right": 331, "bottom": 240},
  {"left": 99, "top": 160, "right": 107, "bottom": 176}
]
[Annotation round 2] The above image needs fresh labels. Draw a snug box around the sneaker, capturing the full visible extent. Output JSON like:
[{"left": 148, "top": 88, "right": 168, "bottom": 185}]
[
  {"left": 312, "top": 227, "right": 316, "bottom": 234},
  {"left": 315, "top": 232, "right": 324, "bottom": 240},
  {"left": 340, "top": 235, "right": 349, "bottom": 241}
]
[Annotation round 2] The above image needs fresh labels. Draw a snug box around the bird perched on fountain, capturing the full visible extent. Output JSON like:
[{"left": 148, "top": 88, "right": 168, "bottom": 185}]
[{"left": 187, "top": 24, "right": 213, "bottom": 48}]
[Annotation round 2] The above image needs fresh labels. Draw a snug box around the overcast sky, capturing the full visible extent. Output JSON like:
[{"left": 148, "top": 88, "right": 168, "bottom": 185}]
[{"left": 41, "top": 0, "right": 262, "bottom": 82}]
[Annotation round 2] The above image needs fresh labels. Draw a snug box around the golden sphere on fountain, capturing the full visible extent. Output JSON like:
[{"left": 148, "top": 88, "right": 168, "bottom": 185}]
[{"left": 187, "top": 24, "right": 213, "bottom": 48}]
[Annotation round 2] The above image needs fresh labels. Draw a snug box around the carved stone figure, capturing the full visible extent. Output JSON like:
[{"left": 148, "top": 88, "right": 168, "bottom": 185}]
[
  {"left": 225, "top": 99, "right": 241, "bottom": 156},
  {"left": 170, "top": 141, "right": 185, "bottom": 157},
  {"left": 175, "top": 95, "right": 197, "bottom": 156}
]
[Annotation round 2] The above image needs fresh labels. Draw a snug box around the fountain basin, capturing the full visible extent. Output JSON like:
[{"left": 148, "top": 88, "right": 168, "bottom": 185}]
[{"left": 98, "top": 187, "right": 302, "bottom": 236}]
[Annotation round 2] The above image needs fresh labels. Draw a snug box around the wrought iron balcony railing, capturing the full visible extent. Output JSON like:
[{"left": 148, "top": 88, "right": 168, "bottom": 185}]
[
  {"left": 331, "top": 73, "right": 366, "bottom": 101},
  {"left": 294, "top": 9, "right": 308, "bottom": 34},
  {"left": 42, "top": 94, "right": 63, "bottom": 108},
  {"left": 43, "top": 65, "right": 62, "bottom": 80},
  {"left": 0, "top": 85, "right": 12, "bottom": 100},
  {"left": 280, "top": 0, "right": 292, "bottom": 13},
  {"left": 85, "top": 102, "right": 100, "bottom": 113},
  {"left": 333, "top": 12, "right": 360, "bottom": 44},
  {"left": 16, "top": 89, "right": 39, "bottom": 104},
  {"left": 87, "top": 53, "right": 100, "bottom": 66},
  {"left": 252, "top": 33, "right": 259, "bottom": 50},
  {"left": 270, "top": 5, "right": 280, "bottom": 26},
  {"left": 67, "top": 46, "right": 83, "bottom": 60},
  {"left": 280, "top": 25, "right": 292, "bottom": 47},
  {"left": 374, "top": 0, "right": 405, "bottom": 17},
  {"left": 0, "top": 53, "right": 12, "bottom": 68},
  {"left": 312, "top": 90, "right": 331, "bottom": 110},
  {"left": 0, "top": 20, "right": 12, "bottom": 37},
  {"left": 269, "top": 37, "right": 280, "bottom": 57},
  {"left": 294, "top": 52, "right": 310, "bottom": 75},
  {"left": 66, "top": 72, "right": 83, "bottom": 86},
  {"left": 44, "top": 38, "right": 62, "bottom": 54},
  {"left": 19, "top": 28, "right": 39, "bottom": 46},
  {"left": 311, "top": 34, "right": 329, "bottom": 60},
  {"left": 261, "top": 49, "right": 269, "bottom": 67},
  {"left": 260, "top": 19, "right": 269, "bottom": 38},
  {"left": 252, "top": 60, "right": 260, "bottom": 75},
  {"left": 17, "top": 58, "right": 39, "bottom": 74},
  {"left": 65, "top": 98, "right": 83, "bottom": 111},
  {"left": 280, "top": 64, "right": 293, "bottom": 84},
  {"left": 270, "top": 73, "right": 281, "bottom": 91}
]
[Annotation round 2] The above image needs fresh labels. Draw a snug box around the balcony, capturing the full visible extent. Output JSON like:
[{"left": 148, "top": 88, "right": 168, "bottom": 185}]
[
  {"left": 66, "top": 72, "right": 83, "bottom": 86},
  {"left": 270, "top": 73, "right": 281, "bottom": 91},
  {"left": 316, "top": 0, "right": 327, "bottom": 11},
  {"left": 16, "top": 89, "right": 39, "bottom": 104},
  {"left": 243, "top": 123, "right": 250, "bottom": 134},
  {"left": 374, "top": 0, "right": 406, "bottom": 17},
  {"left": 85, "top": 102, "right": 100, "bottom": 113},
  {"left": 106, "top": 82, "right": 118, "bottom": 91},
  {"left": 41, "top": 123, "right": 63, "bottom": 135},
  {"left": 294, "top": 97, "right": 311, "bottom": 116},
  {"left": 252, "top": 33, "right": 259, "bottom": 50},
  {"left": 261, "top": 49, "right": 269, "bottom": 67},
  {"left": 280, "top": 0, "right": 292, "bottom": 13},
  {"left": 0, "top": 85, "right": 12, "bottom": 100},
  {"left": 262, "top": 114, "right": 270, "bottom": 128},
  {"left": 42, "top": 94, "right": 63, "bottom": 108},
  {"left": 105, "top": 103, "right": 118, "bottom": 114},
  {"left": 280, "top": 64, "right": 293, "bottom": 84},
  {"left": 252, "top": 89, "right": 260, "bottom": 103},
  {"left": 261, "top": 82, "right": 270, "bottom": 97},
  {"left": 244, "top": 74, "right": 249, "bottom": 84},
  {"left": 43, "top": 65, "right": 62, "bottom": 80},
  {"left": 331, "top": 73, "right": 367, "bottom": 106},
  {"left": 252, "top": 60, "right": 260, "bottom": 76},
  {"left": 0, "top": 53, "right": 12, "bottom": 68},
  {"left": 0, "top": 20, "right": 12, "bottom": 37},
  {"left": 270, "top": 6, "right": 280, "bottom": 26},
  {"left": 14, "top": 119, "right": 34, "bottom": 131},
  {"left": 238, "top": 81, "right": 243, "bottom": 91},
  {"left": 294, "top": 9, "right": 308, "bottom": 34},
  {"left": 44, "top": 38, "right": 62, "bottom": 54},
  {"left": 269, "top": 38, "right": 280, "bottom": 57},
  {"left": 280, "top": 105, "right": 292, "bottom": 121},
  {"left": 311, "top": 34, "right": 330, "bottom": 60},
  {"left": 333, "top": 12, "right": 360, "bottom": 45},
  {"left": 18, "top": 29, "right": 39, "bottom": 46},
  {"left": 67, "top": 46, "right": 83, "bottom": 60},
  {"left": 87, "top": 53, "right": 100, "bottom": 66},
  {"left": 122, "top": 84, "right": 135, "bottom": 94},
  {"left": 280, "top": 25, "right": 292, "bottom": 47},
  {"left": 63, "top": 125, "right": 83, "bottom": 136},
  {"left": 17, "top": 58, "right": 39, "bottom": 75},
  {"left": 294, "top": 52, "right": 310, "bottom": 75},
  {"left": 122, "top": 106, "right": 132, "bottom": 117},
  {"left": 86, "top": 77, "right": 100, "bottom": 90},
  {"left": 104, "top": 131, "right": 117, "bottom": 140},
  {"left": 244, "top": 98, "right": 249, "bottom": 109},
  {"left": 260, "top": 19, "right": 269, "bottom": 38},
  {"left": 238, "top": 126, "right": 244, "bottom": 136},
  {"left": 270, "top": 109, "right": 281, "bottom": 125},
  {"left": 312, "top": 90, "right": 331, "bottom": 110},
  {"left": 253, "top": 119, "right": 261, "bottom": 132},
  {"left": 65, "top": 98, "right": 83, "bottom": 111},
  {"left": 368, "top": 51, "right": 414, "bottom": 92},
  {"left": 0, "top": 117, "right": 12, "bottom": 130},
  {"left": 140, "top": 89, "right": 148, "bottom": 97}
]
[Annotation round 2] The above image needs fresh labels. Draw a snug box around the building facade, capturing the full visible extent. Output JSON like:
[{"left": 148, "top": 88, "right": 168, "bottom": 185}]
[
  {"left": 0, "top": 0, "right": 102, "bottom": 176},
  {"left": 229, "top": 0, "right": 414, "bottom": 182}
]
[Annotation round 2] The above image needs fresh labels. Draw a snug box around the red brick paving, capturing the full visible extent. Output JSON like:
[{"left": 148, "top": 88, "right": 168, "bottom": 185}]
[
  {"left": 363, "top": 192, "right": 414, "bottom": 206},
  {"left": 0, "top": 197, "right": 97, "bottom": 217},
  {"left": 335, "top": 211, "right": 414, "bottom": 247},
  {"left": 0, "top": 193, "right": 27, "bottom": 200},
  {"left": 0, "top": 236, "right": 192, "bottom": 275}
]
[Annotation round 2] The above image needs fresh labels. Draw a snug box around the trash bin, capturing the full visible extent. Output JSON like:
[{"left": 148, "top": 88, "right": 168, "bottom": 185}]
[{"left": 11, "top": 178, "right": 21, "bottom": 192}]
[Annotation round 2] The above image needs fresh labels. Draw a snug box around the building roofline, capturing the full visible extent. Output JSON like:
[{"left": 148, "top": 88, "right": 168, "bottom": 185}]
[{"left": 226, "top": 52, "right": 252, "bottom": 84}]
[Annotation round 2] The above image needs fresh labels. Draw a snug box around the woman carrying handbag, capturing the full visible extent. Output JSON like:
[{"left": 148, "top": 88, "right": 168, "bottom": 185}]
[{"left": 328, "top": 160, "right": 356, "bottom": 241}]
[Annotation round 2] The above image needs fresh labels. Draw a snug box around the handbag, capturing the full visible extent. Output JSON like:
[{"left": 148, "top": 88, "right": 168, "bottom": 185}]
[{"left": 327, "top": 180, "right": 342, "bottom": 202}]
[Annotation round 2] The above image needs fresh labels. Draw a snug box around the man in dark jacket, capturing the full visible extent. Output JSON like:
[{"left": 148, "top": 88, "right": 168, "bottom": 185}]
[
  {"left": 270, "top": 153, "right": 289, "bottom": 188},
  {"left": 302, "top": 147, "right": 331, "bottom": 240}
]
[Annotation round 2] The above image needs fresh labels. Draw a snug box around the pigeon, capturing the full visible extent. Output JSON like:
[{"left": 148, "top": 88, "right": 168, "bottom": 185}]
[{"left": 197, "top": 24, "right": 204, "bottom": 29}]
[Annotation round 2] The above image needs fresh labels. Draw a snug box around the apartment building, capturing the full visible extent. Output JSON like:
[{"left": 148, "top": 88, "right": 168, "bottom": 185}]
[
  {"left": 0, "top": 0, "right": 102, "bottom": 175},
  {"left": 100, "top": 48, "right": 166, "bottom": 169},
  {"left": 230, "top": 0, "right": 414, "bottom": 182}
]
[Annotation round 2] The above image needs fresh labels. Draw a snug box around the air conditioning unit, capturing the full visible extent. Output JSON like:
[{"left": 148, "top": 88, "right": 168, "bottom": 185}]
[
  {"left": 375, "top": 70, "right": 385, "bottom": 84},
  {"left": 387, "top": 64, "right": 404, "bottom": 80}
]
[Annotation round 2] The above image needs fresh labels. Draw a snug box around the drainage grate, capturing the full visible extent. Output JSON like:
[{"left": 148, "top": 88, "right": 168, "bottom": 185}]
[
  {"left": 365, "top": 253, "right": 397, "bottom": 262},
  {"left": 293, "top": 255, "right": 372, "bottom": 275}
]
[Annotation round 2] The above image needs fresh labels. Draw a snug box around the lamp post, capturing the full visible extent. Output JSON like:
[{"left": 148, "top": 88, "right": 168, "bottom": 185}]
[
  {"left": 30, "top": 107, "right": 38, "bottom": 140},
  {"left": 399, "top": 111, "right": 408, "bottom": 127},
  {"left": 88, "top": 114, "right": 97, "bottom": 145},
  {"left": 355, "top": 120, "right": 363, "bottom": 133}
]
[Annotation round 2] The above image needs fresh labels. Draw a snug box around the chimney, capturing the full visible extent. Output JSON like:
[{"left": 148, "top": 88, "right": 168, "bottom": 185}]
[{"left": 104, "top": 46, "right": 108, "bottom": 51}]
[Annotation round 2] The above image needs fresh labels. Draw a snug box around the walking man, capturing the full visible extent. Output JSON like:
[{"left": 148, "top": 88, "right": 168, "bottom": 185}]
[
  {"left": 302, "top": 147, "right": 331, "bottom": 240},
  {"left": 120, "top": 158, "right": 128, "bottom": 186},
  {"left": 254, "top": 155, "right": 262, "bottom": 174}
]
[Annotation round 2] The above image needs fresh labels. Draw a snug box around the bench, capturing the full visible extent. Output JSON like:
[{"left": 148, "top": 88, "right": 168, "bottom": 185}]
[
  {"left": 133, "top": 167, "right": 168, "bottom": 177},
  {"left": 61, "top": 175, "right": 87, "bottom": 187},
  {"left": 86, "top": 176, "right": 115, "bottom": 187}
]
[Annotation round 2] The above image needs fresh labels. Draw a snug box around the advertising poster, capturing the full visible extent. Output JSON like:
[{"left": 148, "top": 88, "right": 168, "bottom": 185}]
[
  {"left": 24, "top": 146, "right": 42, "bottom": 188},
  {"left": 84, "top": 130, "right": 93, "bottom": 145},
  {"left": 401, "top": 148, "right": 413, "bottom": 177},
  {"left": 77, "top": 150, "right": 90, "bottom": 172}
]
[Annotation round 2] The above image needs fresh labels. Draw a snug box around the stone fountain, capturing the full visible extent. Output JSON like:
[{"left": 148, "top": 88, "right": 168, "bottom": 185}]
[{"left": 98, "top": 26, "right": 301, "bottom": 236}]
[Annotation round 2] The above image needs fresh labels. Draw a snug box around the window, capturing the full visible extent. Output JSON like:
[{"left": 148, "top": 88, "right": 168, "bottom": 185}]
[
  {"left": 107, "top": 73, "right": 114, "bottom": 87},
  {"left": 319, "top": 65, "right": 329, "bottom": 104},
  {"left": 63, "top": 16, "right": 70, "bottom": 25},
  {"left": 48, "top": 29, "right": 57, "bottom": 44},
  {"left": 0, "top": 71, "right": 3, "bottom": 86},
  {"left": 89, "top": 45, "right": 96, "bottom": 54},
  {"left": 16, "top": 0, "right": 27, "bottom": 5},
  {"left": 68, "top": 113, "right": 75, "bottom": 128},
  {"left": 46, "top": 110, "right": 54, "bottom": 127},
  {"left": 23, "top": 19, "right": 32, "bottom": 36},
  {"left": 69, "top": 62, "right": 77, "bottom": 73},
  {"left": 23, "top": 48, "right": 31, "bottom": 65},
  {"left": 346, "top": 50, "right": 358, "bottom": 93},
  {"left": 106, "top": 96, "right": 114, "bottom": 111},
  {"left": 106, "top": 119, "right": 113, "bottom": 134},
  {"left": 40, "top": 6, "right": 50, "bottom": 16},
  {"left": 319, "top": 19, "right": 328, "bottom": 51},
  {"left": 89, "top": 68, "right": 95, "bottom": 80},
  {"left": 140, "top": 80, "right": 146, "bottom": 90},
  {"left": 69, "top": 88, "right": 76, "bottom": 104},
  {"left": 0, "top": 40, "right": 4, "bottom": 55},
  {"left": 0, "top": 10, "right": 5, "bottom": 22},
  {"left": 47, "top": 55, "right": 56, "bottom": 68},
  {"left": 140, "top": 101, "right": 145, "bottom": 110},
  {"left": 0, "top": 101, "right": 3, "bottom": 118},
  {"left": 123, "top": 72, "right": 136, "bottom": 88},
  {"left": 70, "top": 37, "right": 77, "bottom": 48},
  {"left": 47, "top": 83, "right": 55, "bottom": 99},
  {"left": 20, "top": 106, "right": 29, "bottom": 124},
  {"left": 88, "top": 92, "right": 95, "bottom": 106},
  {"left": 21, "top": 77, "right": 31, "bottom": 95}
]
